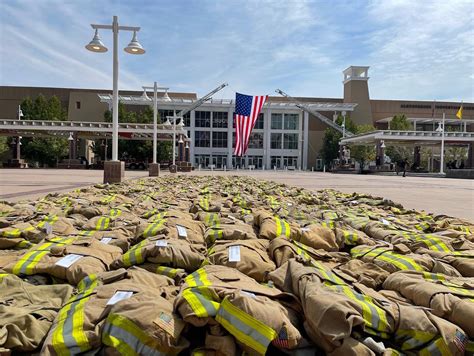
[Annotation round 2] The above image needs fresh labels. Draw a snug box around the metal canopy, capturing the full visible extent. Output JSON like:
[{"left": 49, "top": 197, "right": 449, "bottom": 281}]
[
  {"left": 340, "top": 130, "right": 474, "bottom": 146},
  {"left": 97, "top": 94, "right": 357, "bottom": 111},
  {"left": 0, "top": 119, "right": 189, "bottom": 141},
  {"left": 377, "top": 116, "right": 474, "bottom": 124}
]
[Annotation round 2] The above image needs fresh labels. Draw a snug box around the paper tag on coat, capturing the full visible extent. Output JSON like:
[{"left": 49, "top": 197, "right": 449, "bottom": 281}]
[
  {"left": 176, "top": 225, "right": 187, "bottom": 238},
  {"left": 55, "top": 254, "right": 83, "bottom": 268},
  {"left": 241, "top": 291, "right": 256, "bottom": 298},
  {"left": 100, "top": 237, "right": 112, "bottom": 244},
  {"left": 44, "top": 223, "right": 53, "bottom": 235},
  {"left": 228, "top": 245, "right": 241, "bottom": 262},
  {"left": 301, "top": 227, "right": 310, "bottom": 232},
  {"left": 155, "top": 240, "right": 168, "bottom": 247},
  {"left": 106, "top": 291, "right": 134, "bottom": 305},
  {"left": 380, "top": 218, "right": 391, "bottom": 226}
]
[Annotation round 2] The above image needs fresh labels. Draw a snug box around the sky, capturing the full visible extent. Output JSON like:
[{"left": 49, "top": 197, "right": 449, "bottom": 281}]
[{"left": 0, "top": 0, "right": 473, "bottom": 102}]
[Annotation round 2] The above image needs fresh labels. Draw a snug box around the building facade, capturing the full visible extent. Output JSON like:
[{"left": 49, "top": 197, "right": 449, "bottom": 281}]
[{"left": 1, "top": 66, "right": 472, "bottom": 170}]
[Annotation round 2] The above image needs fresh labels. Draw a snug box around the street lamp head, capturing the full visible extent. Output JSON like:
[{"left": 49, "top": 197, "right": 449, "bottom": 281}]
[
  {"left": 162, "top": 90, "right": 172, "bottom": 102},
  {"left": 178, "top": 135, "right": 184, "bottom": 144},
  {"left": 85, "top": 29, "right": 108, "bottom": 53},
  {"left": 177, "top": 118, "right": 185, "bottom": 128},
  {"left": 68, "top": 132, "right": 74, "bottom": 141},
  {"left": 436, "top": 122, "right": 443, "bottom": 132},
  {"left": 124, "top": 31, "right": 145, "bottom": 54},
  {"left": 141, "top": 89, "right": 151, "bottom": 101},
  {"left": 163, "top": 118, "right": 172, "bottom": 127},
  {"left": 380, "top": 140, "right": 386, "bottom": 148}
]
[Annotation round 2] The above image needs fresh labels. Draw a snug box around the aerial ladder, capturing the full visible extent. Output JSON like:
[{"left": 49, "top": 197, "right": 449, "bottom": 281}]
[
  {"left": 275, "top": 89, "right": 354, "bottom": 137},
  {"left": 166, "top": 82, "right": 228, "bottom": 124},
  {"left": 166, "top": 82, "right": 228, "bottom": 167}
]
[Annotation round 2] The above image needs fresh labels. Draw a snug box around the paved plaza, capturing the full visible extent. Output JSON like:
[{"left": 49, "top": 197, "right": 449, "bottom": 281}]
[{"left": 0, "top": 169, "right": 472, "bottom": 221}]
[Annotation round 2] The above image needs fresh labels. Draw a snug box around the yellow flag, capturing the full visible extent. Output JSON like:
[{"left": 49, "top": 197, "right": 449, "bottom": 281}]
[{"left": 456, "top": 105, "right": 463, "bottom": 120}]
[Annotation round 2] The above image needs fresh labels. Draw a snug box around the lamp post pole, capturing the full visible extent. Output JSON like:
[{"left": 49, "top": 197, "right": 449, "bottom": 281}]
[
  {"left": 153, "top": 82, "right": 158, "bottom": 164},
  {"left": 111, "top": 16, "right": 119, "bottom": 162},
  {"left": 85, "top": 15, "right": 145, "bottom": 183},
  {"left": 173, "top": 110, "right": 177, "bottom": 167}
]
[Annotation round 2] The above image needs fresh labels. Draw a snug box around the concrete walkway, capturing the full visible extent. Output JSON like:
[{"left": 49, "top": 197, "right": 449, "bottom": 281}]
[{"left": 1, "top": 169, "right": 472, "bottom": 221}]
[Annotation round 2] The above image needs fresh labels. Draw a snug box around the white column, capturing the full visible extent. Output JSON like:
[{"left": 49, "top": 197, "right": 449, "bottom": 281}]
[
  {"left": 440, "top": 112, "right": 445, "bottom": 174},
  {"left": 111, "top": 15, "right": 119, "bottom": 161},
  {"left": 264, "top": 107, "right": 271, "bottom": 168},
  {"left": 172, "top": 109, "right": 176, "bottom": 166},
  {"left": 190, "top": 110, "right": 195, "bottom": 164},
  {"left": 227, "top": 108, "right": 233, "bottom": 168},
  {"left": 303, "top": 111, "right": 309, "bottom": 170}
]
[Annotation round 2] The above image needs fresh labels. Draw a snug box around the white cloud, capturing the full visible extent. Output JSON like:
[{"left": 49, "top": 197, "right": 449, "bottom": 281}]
[{"left": 366, "top": 0, "right": 474, "bottom": 101}]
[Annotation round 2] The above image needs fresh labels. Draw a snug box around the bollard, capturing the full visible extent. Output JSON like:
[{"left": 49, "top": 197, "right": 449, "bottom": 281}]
[
  {"left": 198, "top": 164, "right": 201, "bottom": 171},
  {"left": 311, "top": 167, "right": 314, "bottom": 172},
  {"left": 224, "top": 165, "right": 226, "bottom": 172},
  {"left": 274, "top": 166, "right": 276, "bottom": 171},
  {"left": 323, "top": 165, "right": 326, "bottom": 173}
]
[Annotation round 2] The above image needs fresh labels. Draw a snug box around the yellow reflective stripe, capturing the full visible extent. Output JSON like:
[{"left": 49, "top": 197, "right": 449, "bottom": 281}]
[
  {"left": 343, "top": 230, "right": 359, "bottom": 245},
  {"left": 156, "top": 266, "right": 180, "bottom": 278},
  {"left": 142, "top": 220, "right": 165, "bottom": 237},
  {"left": 182, "top": 287, "right": 219, "bottom": 317},
  {"left": 354, "top": 247, "right": 424, "bottom": 271},
  {"left": 2, "top": 228, "right": 21, "bottom": 237},
  {"left": 419, "top": 336, "right": 452, "bottom": 356},
  {"left": 52, "top": 277, "right": 99, "bottom": 355},
  {"left": 321, "top": 221, "right": 335, "bottom": 229},
  {"left": 36, "top": 214, "right": 59, "bottom": 229},
  {"left": 311, "top": 259, "right": 346, "bottom": 285},
  {"left": 122, "top": 241, "right": 146, "bottom": 267},
  {"left": 216, "top": 298, "right": 277, "bottom": 355},
  {"left": 79, "top": 230, "right": 95, "bottom": 236},
  {"left": 109, "top": 208, "right": 122, "bottom": 217},
  {"left": 327, "top": 284, "right": 390, "bottom": 336},
  {"left": 199, "top": 197, "right": 210, "bottom": 211},
  {"left": 102, "top": 314, "right": 164, "bottom": 356},
  {"left": 95, "top": 217, "right": 110, "bottom": 231},
  {"left": 103, "top": 333, "right": 137, "bottom": 356},
  {"left": 396, "top": 329, "right": 437, "bottom": 350},
  {"left": 185, "top": 268, "right": 212, "bottom": 287},
  {"left": 12, "top": 250, "right": 49, "bottom": 275},
  {"left": 143, "top": 208, "right": 158, "bottom": 218},
  {"left": 101, "top": 194, "right": 117, "bottom": 204},
  {"left": 274, "top": 217, "right": 290, "bottom": 238}
]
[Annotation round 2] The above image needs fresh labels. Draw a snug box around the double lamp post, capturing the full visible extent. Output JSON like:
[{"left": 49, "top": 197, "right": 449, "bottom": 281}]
[{"left": 85, "top": 15, "right": 145, "bottom": 183}]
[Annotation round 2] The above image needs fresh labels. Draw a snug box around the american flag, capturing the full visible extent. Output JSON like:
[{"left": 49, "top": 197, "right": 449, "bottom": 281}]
[
  {"left": 234, "top": 93, "right": 268, "bottom": 157},
  {"left": 272, "top": 327, "right": 290, "bottom": 349}
]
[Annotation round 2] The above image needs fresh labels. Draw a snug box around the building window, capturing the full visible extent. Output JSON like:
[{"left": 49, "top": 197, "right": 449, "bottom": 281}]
[
  {"left": 271, "top": 133, "right": 282, "bottom": 149},
  {"left": 283, "top": 156, "right": 298, "bottom": 167},
  {"left": 213, "top": 112, "right": 228, "bottom": 128},
  {"left": 195, "top": 131, "right": 210, "bottom": 147},
  {"left": 76, "top": 101, "right": 81, "bottom": 109},
  {"left": 183, "top": 112, "right": 191, "bottom": 127},
  {"left": 271, "top": 156, "right": 282, "bottom": 169},
  {"left": 254, "top": 113, "right": 264, "bottom": 129},
  {"left": 271, "top": 113, "right": 283, "bottom": 129},
  {"left": 195, "top": 111, "right": 211, "bottom": 127},
  {"left": 212, "top": 132, "right": 228, "bottom": 148},
  {"left": 248, "top": 132, "right": 264, "bottom": 149},
  {"left": 158, "top": 110, "right": 174, "bottom": 123},
  {"left": 283, "top": 133, "right": 298, "bottom": 149},
  {"left": 284, "top": 114, "right": 298, "bottom": 130}
]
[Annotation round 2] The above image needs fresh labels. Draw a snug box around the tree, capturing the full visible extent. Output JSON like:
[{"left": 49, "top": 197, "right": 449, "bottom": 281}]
[
  {"left": 350, "top": 124, "right": 376, "bottom": 173},
  {"left": 320, "top": 114, "right": 357, "bottom": 167},
  {"left": 385, "top": 114, "right": 412, "bottom": 166},
  {"left": 19, "top": 95, "right": 69, "bottom": 166},
  {"left": 390, "top": 114, "right": 411, "bottom": 130},
  {"left": 101, "top": 104, "right": 172, "bottom": 162}
]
